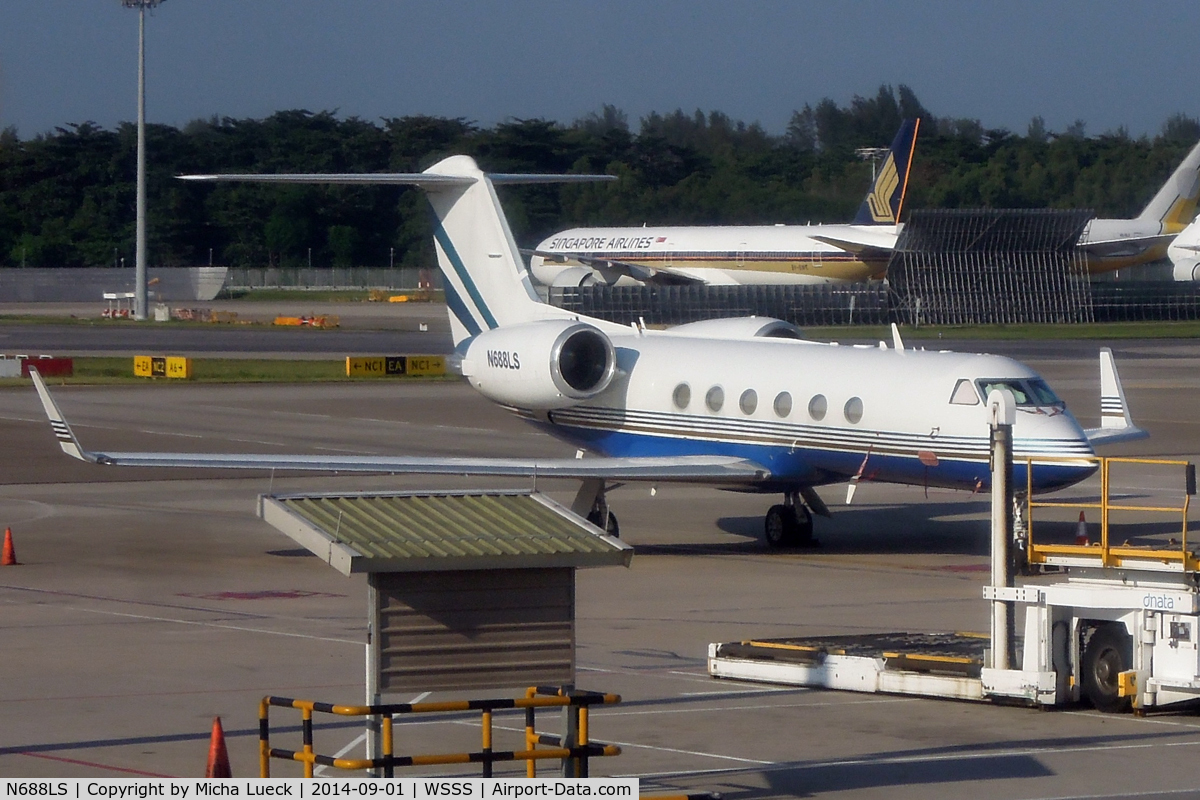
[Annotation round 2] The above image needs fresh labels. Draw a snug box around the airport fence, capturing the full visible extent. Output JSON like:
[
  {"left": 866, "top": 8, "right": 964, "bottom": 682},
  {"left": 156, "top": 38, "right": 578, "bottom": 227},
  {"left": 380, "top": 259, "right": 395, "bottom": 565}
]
[
  {"left": 1089, "top": 281, "right": 1200, "bottom": 322},
  {"left": 548, "top": 283, "right": 891, "bottom": 327},
  {"left": 225, "top": 266, "right": 440, "bottom": 291},
  {"left": 549, "top": 278, "right": 1200, "bottom": 327}
]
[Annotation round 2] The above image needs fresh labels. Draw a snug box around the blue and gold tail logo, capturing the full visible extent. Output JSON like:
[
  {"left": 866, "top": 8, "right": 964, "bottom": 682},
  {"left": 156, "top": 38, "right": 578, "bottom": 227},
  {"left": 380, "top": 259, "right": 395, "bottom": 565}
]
[{"left": 854, "top": 118, "right": 919, "bottom": 226}]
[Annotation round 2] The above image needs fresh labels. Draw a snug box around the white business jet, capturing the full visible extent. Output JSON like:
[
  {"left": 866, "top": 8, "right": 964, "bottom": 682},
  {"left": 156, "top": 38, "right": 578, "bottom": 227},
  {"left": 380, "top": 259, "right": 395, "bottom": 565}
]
[{"left": 30, "top": 156, "right": 1146, "bottom": 547}]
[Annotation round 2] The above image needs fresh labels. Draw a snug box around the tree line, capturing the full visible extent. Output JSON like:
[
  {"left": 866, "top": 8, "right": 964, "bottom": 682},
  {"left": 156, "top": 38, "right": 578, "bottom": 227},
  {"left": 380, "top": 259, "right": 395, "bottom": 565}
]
[{"left": 2, "top": 84, "right": 1199, "bottom": 270}]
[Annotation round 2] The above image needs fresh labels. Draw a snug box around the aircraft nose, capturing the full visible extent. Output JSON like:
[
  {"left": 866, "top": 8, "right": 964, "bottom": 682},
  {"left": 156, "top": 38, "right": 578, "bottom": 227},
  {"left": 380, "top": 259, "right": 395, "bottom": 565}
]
[{"left": 1016, "top": 408, "right": 1094, "bottom": 454}]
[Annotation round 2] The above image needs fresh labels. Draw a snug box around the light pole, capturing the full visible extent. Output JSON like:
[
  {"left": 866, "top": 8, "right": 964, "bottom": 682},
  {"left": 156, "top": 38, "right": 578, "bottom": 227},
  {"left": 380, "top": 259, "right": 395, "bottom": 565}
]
[
  {"left": 121, "top": 0, "right": 165, "bottom": 320},
  {"left": 854, "top": 146, "right": 890, "bottom": 183}
]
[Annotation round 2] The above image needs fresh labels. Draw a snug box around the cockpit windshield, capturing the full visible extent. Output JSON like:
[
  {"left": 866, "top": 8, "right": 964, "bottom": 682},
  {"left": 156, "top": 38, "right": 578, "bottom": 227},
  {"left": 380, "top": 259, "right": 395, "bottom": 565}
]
[{"left": 975, "top": 378, "right": 1064, "bottom": 408}]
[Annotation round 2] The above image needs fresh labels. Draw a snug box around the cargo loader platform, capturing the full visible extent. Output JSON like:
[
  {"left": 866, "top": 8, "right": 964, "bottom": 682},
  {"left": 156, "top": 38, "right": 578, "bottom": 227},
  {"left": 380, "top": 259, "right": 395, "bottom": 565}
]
[{"left": 709, "top": 632, "right": 988, "bottom": 702}]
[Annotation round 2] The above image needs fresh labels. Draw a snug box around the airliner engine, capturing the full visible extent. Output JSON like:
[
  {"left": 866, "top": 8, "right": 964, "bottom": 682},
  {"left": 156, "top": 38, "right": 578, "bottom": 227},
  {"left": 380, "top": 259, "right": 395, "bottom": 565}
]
[{"left": 462, "top": 320, "right": 617, "bottom": 409}]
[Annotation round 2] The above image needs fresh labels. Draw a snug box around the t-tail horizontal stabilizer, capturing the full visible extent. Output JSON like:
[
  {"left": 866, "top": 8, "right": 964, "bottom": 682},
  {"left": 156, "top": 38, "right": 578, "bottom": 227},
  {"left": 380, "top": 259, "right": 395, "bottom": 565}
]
[
  {"left": 29, "top": 369, "right": 770, "bottom": 483},
  {"left": 1083, "top": 348, "right": 1148, "bottom": 446}
]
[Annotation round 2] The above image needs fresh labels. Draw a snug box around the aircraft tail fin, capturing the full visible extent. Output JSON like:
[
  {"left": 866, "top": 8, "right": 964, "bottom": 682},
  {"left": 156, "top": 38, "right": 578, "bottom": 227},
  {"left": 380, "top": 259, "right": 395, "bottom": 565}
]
[
  {"left": 181, "top": 164, "right": 615, "bottom": 347},
  {"left": 1136, "top": 138, "right": 1200, "bottom": 232},
  {"left": 1084, "top": 348, "right": 1148, "bottom": 446},
  {"left": 852, "top": 118, "right": 920, "bottom": 225}
]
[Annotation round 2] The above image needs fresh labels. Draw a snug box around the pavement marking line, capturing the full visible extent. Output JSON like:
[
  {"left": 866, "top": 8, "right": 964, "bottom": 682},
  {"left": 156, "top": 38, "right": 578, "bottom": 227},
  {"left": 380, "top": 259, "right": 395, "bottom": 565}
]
[
  {"left": 17, "top": 751, "right": 174, "bottom": 778},
  {"left": 1020, "top": 788, "right": 1200, "bottom": 800},
  {"left": 0, "top": 682, "right": 360, "bottom": 705},
  {"left": 65, "top": 605, "right": 361, "bottom": 645},
  {"left": 618, "top": 730, "right": 1200, "bottom": 780},
  {"left": 463, "top": 721, "right": 771, "bottom": 766},
  {"left": 597, "top": 697, "right": 913, "bottom": 718}
]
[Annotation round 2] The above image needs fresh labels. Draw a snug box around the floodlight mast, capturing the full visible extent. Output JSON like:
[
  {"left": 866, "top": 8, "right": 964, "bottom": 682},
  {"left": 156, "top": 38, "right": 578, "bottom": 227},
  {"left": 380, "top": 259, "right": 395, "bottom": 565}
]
[
  {"left": 855, "top": 146, "right": 890, "bottom": 183},
  {"left": 121, "top": 0, "right": 165, "bottom": 320}
]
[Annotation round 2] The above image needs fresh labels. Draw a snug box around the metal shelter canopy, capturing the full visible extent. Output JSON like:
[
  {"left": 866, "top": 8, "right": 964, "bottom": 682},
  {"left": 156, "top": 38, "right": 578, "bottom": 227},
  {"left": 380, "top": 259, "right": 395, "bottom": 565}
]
[
  {"left": 258, "top": 489, "right": 633, "bottom": 576},
  {"left": 888, "top": 208, "right": 1096, "bottom": 325}
]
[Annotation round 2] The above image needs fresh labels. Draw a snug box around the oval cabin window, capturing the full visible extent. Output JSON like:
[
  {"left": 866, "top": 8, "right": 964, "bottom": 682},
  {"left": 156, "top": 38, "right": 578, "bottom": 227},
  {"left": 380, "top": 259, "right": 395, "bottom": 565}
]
[
  {"left": 739, "top": 389, "right": 758, "bottom": 415},
  {"left": 673, "top": 383, "right": 691, "bottom": 409},
  {"left": 706, "top": 386, "right": 725, "bottom": 412},
  {"left": 808, "top": 394, "right": 827, "bottom": 421},
  {"left": 844, "top": 396, "right": 864, "bottom": 424},
  {"left": 774, "top": 392, "right": 792, "bottom": 417}
]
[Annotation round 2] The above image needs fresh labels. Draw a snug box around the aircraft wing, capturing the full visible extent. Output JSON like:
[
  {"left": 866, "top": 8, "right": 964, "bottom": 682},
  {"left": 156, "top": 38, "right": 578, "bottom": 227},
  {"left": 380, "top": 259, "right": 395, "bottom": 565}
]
[
  {"left": 523, "top": 249, "right": 706, "bottom": 286},
  {"left": 810, "top": 226, "right": 899, "bottom": 258},
  {"left": 31, "top": 370, "right": 769, "bottom": 484},
  {"left": 1079, "top": 233, "right": 1176, "bottom": 258}
]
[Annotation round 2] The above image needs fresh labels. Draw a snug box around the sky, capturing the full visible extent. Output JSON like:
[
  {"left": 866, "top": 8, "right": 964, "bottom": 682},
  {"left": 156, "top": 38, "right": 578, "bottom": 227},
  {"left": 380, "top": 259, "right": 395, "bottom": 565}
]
[{"left": 2, "top": 1, "right": 1200, "bottom": 141}]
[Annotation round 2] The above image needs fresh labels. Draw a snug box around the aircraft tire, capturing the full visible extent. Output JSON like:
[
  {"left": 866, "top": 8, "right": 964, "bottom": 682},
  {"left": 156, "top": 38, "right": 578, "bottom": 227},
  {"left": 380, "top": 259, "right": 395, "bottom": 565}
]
[
  {"left": 588, "top": 509, "right": 620, "bottom": 538},
  {"left": 765, "top": 504, "right": 799, "bottom": 548},
  {"left": 1082, "top": 623, "right": 1132, "bottom": 713}
]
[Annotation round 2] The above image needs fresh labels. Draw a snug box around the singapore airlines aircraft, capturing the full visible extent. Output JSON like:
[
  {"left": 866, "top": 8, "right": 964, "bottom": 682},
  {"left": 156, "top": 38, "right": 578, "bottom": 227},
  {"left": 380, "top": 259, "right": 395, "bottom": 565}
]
[
  {"left": 527, "top": 119, "right": 921, "bottom": 287},
  {"left": 531, "top": 134, "right": 1200, "bottom": 286},
  {"left": 31, "top": 156, "right": 1146, "bottom": 547}
]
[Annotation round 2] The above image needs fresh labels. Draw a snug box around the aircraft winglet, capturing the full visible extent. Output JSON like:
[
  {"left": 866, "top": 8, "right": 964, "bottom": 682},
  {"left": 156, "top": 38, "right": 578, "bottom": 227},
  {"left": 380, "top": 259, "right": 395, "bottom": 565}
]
[{"left": 30, "top": 368, "right": 92, "bottom": 462}]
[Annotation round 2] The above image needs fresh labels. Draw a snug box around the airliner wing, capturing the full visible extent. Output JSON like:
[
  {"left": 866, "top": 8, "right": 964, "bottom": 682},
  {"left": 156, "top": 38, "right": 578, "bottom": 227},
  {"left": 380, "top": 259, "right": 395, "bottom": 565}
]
[
  {"left": 31, "top": 370, "right": 768, "bottom": 484},
  {"left": 523, "top": 249, "right": 705, "bottom": 285},
  {"left": 1079, "top": 233, "right": 1176, "bottom": 258},
  {"left": 810, "top": 226, "right": 899, "bottom": 258}
]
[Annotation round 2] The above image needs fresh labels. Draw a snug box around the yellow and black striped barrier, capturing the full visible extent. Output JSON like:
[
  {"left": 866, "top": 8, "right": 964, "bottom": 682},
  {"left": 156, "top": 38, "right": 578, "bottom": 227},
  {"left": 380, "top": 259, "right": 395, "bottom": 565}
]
[{"left": 260, "top": 687, "right": 621, "bottom": 779}]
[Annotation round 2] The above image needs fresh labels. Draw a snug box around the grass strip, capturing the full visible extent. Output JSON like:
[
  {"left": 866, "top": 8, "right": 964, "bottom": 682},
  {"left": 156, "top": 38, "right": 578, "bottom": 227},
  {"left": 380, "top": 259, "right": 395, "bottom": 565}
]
[{"left": 0, "top": 357, "right": 456, "bottom": 386}]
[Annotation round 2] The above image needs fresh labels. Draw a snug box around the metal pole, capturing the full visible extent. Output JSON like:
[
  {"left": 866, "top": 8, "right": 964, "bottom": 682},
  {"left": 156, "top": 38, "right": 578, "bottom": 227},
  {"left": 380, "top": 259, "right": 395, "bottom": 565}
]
[
  {"left": 134, "top": 4, "right": 148, "bottom": 320},
  {"left": 560, "top": 685, "right": 578, "bottom": 778},
  {"left": 366, "top": 574, "right": 382, "bottom": 777},
  {"left": 988, "top": 389, "right": 1016, "bottom": 670}
]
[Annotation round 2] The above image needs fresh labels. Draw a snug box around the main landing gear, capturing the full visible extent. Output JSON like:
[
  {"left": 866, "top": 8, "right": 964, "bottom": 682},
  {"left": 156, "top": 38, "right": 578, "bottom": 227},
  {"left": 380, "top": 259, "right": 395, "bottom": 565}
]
[
  {"left": 573, "top": 478, "right": 619, "bottom": 538},
  {"left": 764, "top": 490, "right": 816, "bottom": 548}
]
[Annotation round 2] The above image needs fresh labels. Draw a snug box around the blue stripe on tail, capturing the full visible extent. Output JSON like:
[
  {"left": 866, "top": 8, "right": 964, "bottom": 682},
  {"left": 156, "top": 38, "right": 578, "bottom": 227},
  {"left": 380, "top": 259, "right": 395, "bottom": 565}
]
[{"left": 434, "top": 223, "right": 499, "bottom": 330}]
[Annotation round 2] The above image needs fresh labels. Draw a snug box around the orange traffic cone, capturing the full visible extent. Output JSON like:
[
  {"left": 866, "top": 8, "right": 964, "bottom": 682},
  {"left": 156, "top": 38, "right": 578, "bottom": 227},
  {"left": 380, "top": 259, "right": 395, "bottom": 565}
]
[
  {"left": 205, "top": 717, "right": 232, "bottom": 778},
  {"left": 2, "top": 527, "right": 16, "bottom": 566},
  {"left": 1074, "top": 511, "right": 1089, "bottom": 546}
]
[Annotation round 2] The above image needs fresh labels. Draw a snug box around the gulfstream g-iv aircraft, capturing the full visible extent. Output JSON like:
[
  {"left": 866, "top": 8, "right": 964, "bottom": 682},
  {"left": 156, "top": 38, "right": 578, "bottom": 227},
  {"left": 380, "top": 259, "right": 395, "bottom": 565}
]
[
  {"left": 32, "top": 156, "right": 1146, "bottom": 546},
  {"left": 526, "top": 119, "right": 920, "bottom": 287}
]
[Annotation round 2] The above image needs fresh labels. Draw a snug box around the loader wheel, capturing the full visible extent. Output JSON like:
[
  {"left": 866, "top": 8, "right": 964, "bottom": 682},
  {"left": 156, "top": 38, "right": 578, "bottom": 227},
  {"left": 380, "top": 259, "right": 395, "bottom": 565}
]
[{"left": 1082, "top": 623, "right": 1132, "bottom": 713}]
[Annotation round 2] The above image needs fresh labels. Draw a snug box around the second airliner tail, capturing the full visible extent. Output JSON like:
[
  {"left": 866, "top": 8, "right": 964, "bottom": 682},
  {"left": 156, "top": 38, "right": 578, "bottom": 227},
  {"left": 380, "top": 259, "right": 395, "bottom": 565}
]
[
  {"left": 1137, "top": 138, "right": 1200, "bottom": 232},
  {"left": 852, "top": 118, "right": 920, "bottom": 225}
]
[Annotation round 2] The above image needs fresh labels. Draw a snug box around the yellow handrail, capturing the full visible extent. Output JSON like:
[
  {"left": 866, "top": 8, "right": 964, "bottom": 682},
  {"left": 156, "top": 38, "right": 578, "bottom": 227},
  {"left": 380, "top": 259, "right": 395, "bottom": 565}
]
[{"left": 1024, "top": 456, "right": 1196, "bottom": 570}]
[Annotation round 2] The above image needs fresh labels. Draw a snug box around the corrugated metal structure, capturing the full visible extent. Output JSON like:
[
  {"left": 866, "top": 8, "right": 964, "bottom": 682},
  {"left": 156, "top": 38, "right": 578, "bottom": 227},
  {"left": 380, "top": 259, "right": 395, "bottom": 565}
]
[
  {"left": 258, "top": 490, "right": 632, "bottom": 694},
  {"left": 372, "top": 568, "right": 576, "bottom": 692},
  {"left": 888, "top": 209, "right": 1095, "bottom": 325},
  {"left": 259, "top": 490, "right": 629, "bottom": 575}
]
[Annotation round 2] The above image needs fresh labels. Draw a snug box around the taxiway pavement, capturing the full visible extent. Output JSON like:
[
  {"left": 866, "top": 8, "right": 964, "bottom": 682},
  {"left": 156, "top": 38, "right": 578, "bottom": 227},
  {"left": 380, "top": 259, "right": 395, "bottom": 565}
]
[{"left": 0, "top": 325, "right": 1198, "bottom": 798}]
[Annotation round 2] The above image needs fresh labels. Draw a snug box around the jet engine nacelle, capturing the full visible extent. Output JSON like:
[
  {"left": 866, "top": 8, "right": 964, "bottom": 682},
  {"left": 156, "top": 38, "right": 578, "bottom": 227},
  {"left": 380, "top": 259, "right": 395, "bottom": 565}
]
[
  {"left": 462, "top": 320, "right": 617, "bottom": 409},
  {"left": 1173, "top": 259, "right": 1200, "bottom": 282}
]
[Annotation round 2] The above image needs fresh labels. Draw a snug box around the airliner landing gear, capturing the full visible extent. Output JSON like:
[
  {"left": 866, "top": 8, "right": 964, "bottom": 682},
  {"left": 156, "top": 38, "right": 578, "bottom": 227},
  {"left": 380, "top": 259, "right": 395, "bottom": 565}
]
[
  {"left": 574, "top": 477, "right": 619, "bottom": 538},
  {"left": 764, "top": 492, "right": 815, "bottom": 548}
]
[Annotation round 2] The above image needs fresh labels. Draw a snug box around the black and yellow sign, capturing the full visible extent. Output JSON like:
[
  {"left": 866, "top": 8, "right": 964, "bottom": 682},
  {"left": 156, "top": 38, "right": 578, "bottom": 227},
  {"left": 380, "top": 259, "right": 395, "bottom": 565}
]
[
  {"left": 134, "top": 356, "right": 192, "bottom": 379},
  {"left": 345, "top": 355, "right": 445, "bottom": 378}
]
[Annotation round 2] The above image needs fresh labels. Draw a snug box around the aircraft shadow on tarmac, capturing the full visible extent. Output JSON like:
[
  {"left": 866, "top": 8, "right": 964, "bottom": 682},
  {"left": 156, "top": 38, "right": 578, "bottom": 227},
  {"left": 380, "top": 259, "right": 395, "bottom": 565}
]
[{"left": 647, "top": 728, "right": 1196, "bottom": 798}]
